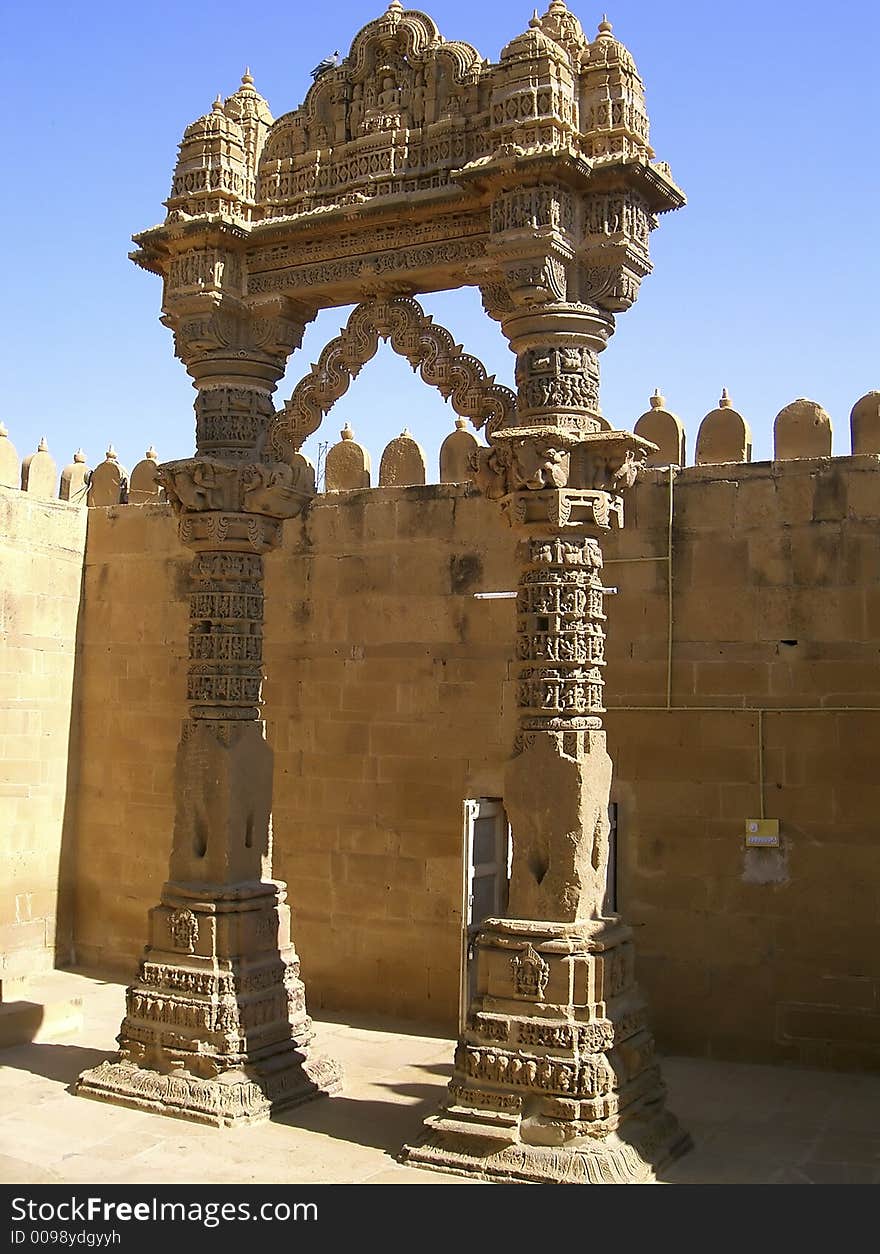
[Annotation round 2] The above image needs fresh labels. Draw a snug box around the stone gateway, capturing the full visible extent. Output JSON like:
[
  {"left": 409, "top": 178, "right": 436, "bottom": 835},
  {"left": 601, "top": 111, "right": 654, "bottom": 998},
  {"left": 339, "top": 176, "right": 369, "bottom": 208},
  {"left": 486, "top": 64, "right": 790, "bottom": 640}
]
[{"left": 72, "top": 2, "right": 693, "bottom": 1178}]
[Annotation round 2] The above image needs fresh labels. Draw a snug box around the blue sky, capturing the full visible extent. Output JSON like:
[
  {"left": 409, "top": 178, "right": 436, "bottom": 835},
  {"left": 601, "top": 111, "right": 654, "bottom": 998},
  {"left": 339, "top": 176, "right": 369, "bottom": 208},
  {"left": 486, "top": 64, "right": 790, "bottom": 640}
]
[{"left": 1, "top": 1, "right": 877, "bottom": 480}]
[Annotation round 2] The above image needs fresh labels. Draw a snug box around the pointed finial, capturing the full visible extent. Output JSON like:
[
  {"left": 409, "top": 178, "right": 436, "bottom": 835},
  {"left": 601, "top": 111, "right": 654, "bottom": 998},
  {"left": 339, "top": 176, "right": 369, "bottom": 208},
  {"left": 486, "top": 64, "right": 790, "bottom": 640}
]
[
  {"left": 146, "top": 445, "right": 158, "bottom": 461},
  {"left": 106, "top": 445, "right": 118, "bottom": 461},
  {"left": 719, "top": 388, "right": 732, "bottom": 409},
  {"left": 212, "top": 94, "right": 224, "bottom": 112},
  {"left": 401, "top": 427, "right": 411, "bottom": 437},
  {"left": 530, "top": 9, "right": 541, "bottom": 26},
  {"left": 38, "top": 436, "right": 48, "bottom": 452},
  {"left": 598, "top": 14, "right": 613, "bottom": 36},
  {"left": 73, "top": 448, "right": 86, "bottom": 463},
  {"left": 387, "top": 0, "right": 403, "bottom": 10},
  {"left": 650, "top": 389, "right": 666, "bottom": 409},
  {"left": 455, "top": 416, "right": 468, "bottom": 430},
  {"left": 241, "top": 67, "right": 254, "bottom": 86},
  {"left": 0, "top": 422, "right": 7, "bottom": 438},
  {"left": 340, "top": 423, "right": 354, "bottom": 441}
]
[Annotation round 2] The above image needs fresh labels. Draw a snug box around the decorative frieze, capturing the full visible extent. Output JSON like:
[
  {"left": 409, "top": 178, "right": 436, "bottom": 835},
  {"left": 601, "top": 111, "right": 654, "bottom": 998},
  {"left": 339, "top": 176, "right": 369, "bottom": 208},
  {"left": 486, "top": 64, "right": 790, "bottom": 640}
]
[
  {"left": 246, "top": 236, "right": 487, "bottom": 298},
  {"left": 447, "top": 1084, "right": 523, "bottom": 1113},
  {"left": 490, "top": 186, "right": 575, "bottom": 236},
  {"left": 189, "top": 633, "right": 262, "bottom": 662},
  {"left": 454, "top": 1043, "right": 617, "bottom": 1100},
  {"left": 467, "top": 1013, "right": 511, "bottom": 1043},
  {"left": 190, "top": 590, "right": 263, "bottom": 620},
  {"left": 167, "top": 250, "right": 241, "bottom": 295},
  {"left": 140, "top": 965, "right": 233, "bottom": 997}
]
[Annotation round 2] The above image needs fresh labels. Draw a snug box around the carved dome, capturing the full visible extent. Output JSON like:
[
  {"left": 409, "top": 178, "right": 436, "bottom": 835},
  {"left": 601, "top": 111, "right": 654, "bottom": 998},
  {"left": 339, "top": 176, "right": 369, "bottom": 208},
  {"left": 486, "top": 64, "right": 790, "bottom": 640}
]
[
  {"left": 535, "top": 0, "right": 588, "bottom": 60},
  {"left": 578, "top": 17, "right": 651, "bottom": 161},
  {"left": 500, "top": 23, "right": 560, "bottom": 63},
  {"left": 583, "top": 17, "right": 638, "bottom": 73},
  {"left": 182, "top": 96, "right": 245, "bottom": 142},
  {"left": 223, "top": 69, "right": 273, "bottom": 127},
  {"left": 167, "top": 94, "right": 252, "bottom": 222}
]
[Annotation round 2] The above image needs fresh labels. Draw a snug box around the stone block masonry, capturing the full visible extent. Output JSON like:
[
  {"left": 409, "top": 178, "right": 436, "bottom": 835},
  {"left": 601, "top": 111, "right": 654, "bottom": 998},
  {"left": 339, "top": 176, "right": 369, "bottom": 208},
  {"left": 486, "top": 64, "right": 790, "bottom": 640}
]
[
  {"left": 0, "top": 488, "right": 87, "bottom": 986},
  {"left": 45, "top": 451, "right": 880, "bottom": 1074}
]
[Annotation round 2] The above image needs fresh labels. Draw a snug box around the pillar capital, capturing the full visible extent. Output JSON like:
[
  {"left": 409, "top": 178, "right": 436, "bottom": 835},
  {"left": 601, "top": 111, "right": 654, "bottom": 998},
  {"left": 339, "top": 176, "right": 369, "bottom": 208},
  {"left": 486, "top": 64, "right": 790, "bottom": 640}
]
[
  {"left": 162, "top": 296, "right": 313, "bottom": 389},
  {"left": 157, "top": 456, "right": 315, "bottom": 545},
  {"left": 159, "top": 294, "right": 316, "bottom": 461},
  {"left": 161, "top": 293, "right": 314, "bottom": 380},
  {"left": 472, "top": 428, "right": 652, "bottom": 532}
]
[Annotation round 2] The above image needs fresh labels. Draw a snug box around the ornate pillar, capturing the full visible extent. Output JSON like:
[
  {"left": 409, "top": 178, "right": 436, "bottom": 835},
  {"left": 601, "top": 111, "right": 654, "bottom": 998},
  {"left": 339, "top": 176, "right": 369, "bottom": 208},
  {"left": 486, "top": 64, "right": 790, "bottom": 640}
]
[
  {"left": 77, "top": 296, "right": 342, "bottom": 1125},
  {"left": 402, "top": 294, "right": 690, "bottom": 1182}
]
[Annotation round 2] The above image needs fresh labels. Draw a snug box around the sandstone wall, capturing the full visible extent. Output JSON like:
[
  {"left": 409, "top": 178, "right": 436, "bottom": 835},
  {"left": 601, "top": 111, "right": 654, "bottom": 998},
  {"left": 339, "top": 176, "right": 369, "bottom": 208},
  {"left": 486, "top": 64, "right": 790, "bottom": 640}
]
[
  {"left": 605, "top": 457, "right": 880, "bottom": 1069},
  {"left": 69, "top": 505, "right": 189, "bottom": 973},
  {"left": 0, "top": 488, "right": 87, "bottom": 984},
  {"left": 69, "top": 489, "right": 518, "bottom": 1027},
  {"left": 47, "top": 455, "right": 880, "bottom": 1067},
  {"left": 263, "top": 485, "right": 517, "bottom": 1022}
]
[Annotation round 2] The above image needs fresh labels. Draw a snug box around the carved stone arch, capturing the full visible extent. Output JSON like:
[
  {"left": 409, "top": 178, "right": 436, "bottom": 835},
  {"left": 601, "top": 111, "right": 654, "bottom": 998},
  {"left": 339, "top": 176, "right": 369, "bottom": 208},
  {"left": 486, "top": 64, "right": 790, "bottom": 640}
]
[
  {"left": 267, "top": 295, "right": 517, "bottom": 460},
  {"left": 346, "top": 6, "right": 441, "bottom": 78},
  {"left": 344, "top": 5, "right": 481, "bottom": 84}
]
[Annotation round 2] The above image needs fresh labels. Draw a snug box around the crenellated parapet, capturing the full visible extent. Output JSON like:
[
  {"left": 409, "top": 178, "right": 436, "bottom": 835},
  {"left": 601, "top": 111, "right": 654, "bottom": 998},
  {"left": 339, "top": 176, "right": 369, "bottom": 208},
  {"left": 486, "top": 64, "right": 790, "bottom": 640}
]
[
  {"left": 5, "top": 381, "right": 880, "bottom": 513},
  {"left": 4, "top": 381, "right": 880, "bottom": 512}
]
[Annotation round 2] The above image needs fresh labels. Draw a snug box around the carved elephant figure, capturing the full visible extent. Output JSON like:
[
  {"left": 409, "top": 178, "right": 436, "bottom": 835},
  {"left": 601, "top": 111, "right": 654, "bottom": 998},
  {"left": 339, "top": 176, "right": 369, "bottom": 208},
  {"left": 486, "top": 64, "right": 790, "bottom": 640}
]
[
  {"left": 512, "top": 438, "right": 570, "bottom": 491},
  {"left": 470, "top": 445, "right": 511, "bottom": 500},
  {"left": 240, "top": 456, "right": 316, "bottom": 518},
  {"left": 157, "top": 461, "right": 237, "bottom": 513}
]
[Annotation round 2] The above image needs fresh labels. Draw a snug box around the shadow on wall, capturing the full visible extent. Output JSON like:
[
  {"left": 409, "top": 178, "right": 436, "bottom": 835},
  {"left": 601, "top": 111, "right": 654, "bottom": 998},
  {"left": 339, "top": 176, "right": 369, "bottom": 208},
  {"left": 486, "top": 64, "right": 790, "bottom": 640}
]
[{"left": 54, "top": 550, "right": 86, "bottom": 975}]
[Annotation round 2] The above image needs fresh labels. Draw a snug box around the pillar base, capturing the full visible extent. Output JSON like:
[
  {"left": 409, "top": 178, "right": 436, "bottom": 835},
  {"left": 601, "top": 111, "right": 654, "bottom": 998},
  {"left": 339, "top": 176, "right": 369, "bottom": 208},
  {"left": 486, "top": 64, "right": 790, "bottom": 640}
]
[
  {"left": 77, "top": 1050, "right": 340, "bottom": 1128},
  {"left": 76, "top": 879, "right": 342, "bottom": 1127},
  {"left": 401, "top": 916, "right": 691, "bottom": 1183},
  {"left": 403, "top": 1115, "right": 689, "bottom": 1184}
]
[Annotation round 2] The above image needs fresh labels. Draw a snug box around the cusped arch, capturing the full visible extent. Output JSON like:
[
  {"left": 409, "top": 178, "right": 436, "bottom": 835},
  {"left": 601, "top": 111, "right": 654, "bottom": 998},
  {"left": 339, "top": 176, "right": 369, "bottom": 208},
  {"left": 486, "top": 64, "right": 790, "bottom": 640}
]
[
  {"left": 268, "top": 296, "right": 517, "bottom": 460},
  {"left": 346, "top": 4, "right": 481, "bottom": 81},
  {"left": 257, "top": 4, "right": 484, "bottom": 199}
]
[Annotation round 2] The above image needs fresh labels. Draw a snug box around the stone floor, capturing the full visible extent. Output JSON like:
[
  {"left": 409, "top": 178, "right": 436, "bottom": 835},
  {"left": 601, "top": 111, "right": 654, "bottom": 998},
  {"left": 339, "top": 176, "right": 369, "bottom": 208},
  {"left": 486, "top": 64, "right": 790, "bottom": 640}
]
[{"left": 1, "top": 970, "right": 879, "bottom": 1185}]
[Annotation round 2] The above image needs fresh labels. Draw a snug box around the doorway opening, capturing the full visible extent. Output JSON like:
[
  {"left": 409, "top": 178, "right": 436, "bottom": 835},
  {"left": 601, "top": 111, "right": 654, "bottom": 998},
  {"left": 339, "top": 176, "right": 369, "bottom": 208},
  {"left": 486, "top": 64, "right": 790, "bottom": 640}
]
[{"left": 460, "top": 798, "right": 511, "bottom": 1032}]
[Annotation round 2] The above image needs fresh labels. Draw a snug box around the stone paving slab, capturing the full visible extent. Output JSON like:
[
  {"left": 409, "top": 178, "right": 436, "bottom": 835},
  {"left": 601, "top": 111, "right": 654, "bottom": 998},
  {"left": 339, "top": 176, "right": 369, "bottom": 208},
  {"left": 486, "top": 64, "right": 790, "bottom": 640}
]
[{"left": 1, "top": 971, "right": 879, "bottom": 1185}]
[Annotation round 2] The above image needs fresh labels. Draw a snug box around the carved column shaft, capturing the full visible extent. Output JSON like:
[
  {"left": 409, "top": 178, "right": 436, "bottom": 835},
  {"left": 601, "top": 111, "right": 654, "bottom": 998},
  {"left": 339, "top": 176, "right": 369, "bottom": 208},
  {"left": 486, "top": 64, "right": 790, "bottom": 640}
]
[
  {"left": 404, "top": 298, "right": 689, "bottom": 1183},
  {"left": 516, "top": 533, "right": 609, "bottom": 732},
  {"left": 77, "top": 303, "right": 341, "bottom": 1125},
  {"left": 187, "top": 550, "right": 265, "bottom": 723},
  {"left": 507, "top": 531, "right": 614, "bottom": 923},
  {"left": 505, "top": 304, "right": 611, "bottom": 435},
  {"left": 195, "top": 387, "right": 277, "bottom": 461}
]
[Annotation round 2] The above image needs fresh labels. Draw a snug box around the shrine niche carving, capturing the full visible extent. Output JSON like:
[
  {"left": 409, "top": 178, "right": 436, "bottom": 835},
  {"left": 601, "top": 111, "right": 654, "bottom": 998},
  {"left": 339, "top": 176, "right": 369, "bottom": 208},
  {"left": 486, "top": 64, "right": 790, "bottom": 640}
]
[
  {"left": 269, "top": 296, "right": 516, "bottom": 457},
  {"left": 257, "top": 5, "right": 486, "bottom": 216}
]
